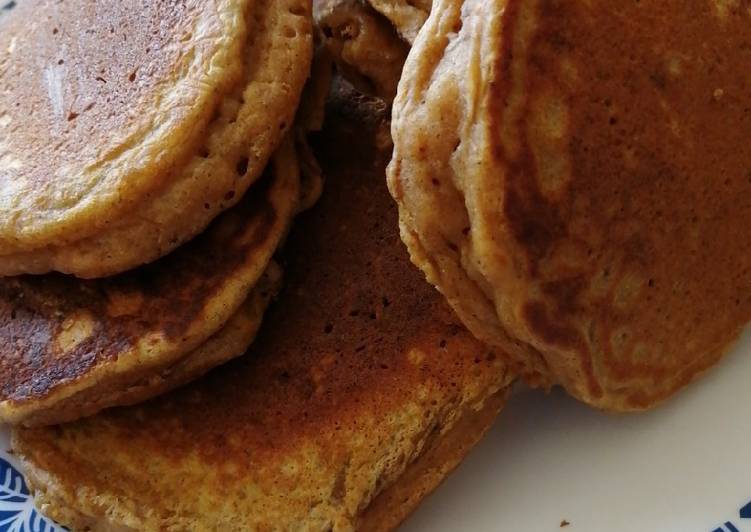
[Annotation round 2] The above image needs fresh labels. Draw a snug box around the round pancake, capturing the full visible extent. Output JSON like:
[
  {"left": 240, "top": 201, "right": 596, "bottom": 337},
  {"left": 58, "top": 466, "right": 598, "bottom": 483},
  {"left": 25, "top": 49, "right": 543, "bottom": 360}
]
[
  {"left": 141, "top": 263, "right": 280, "bottom": 399},
  {"left": 0, "top": 0, "right": 249, "bottom": 250},
  {"left": 0, "top": 138, "right": 300, "bottom": 426},
  {"left": 0, "top": 0, "right": 312, "bottom": 277},
  {"left": 7, "top": 265, "right": 282, "bottom": 428},
  {"left": 11, "top": 80, "right": 514, "bottom": 532},
  {"left": 368, "top": 0, "right": 430, "bottom": 44},
  {"left": 389, "top": 0, "right": 751, "bottom": 410}
]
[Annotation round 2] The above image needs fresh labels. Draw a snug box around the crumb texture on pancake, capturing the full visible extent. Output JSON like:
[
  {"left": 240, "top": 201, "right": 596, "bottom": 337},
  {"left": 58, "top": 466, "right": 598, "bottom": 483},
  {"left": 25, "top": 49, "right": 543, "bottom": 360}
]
[
  {"left": 368, "top": 0, "right": 430, "bottom": 44},
  {"left": 359, "top": 387, "right": 508, "bottom": 531},
  {"left": 0, "top": 139, "right": 300, "bottom": 427},
  {"left": 0, "top": 0, "right": 313, "bottom": 277},
  {"left": 0, "top": 0, "right": 248, "bottom": 250},
  {"left": 389, "top": 0, "right": 751, "bottom": 410},
  {"left": 12, "top": 83, "right": 513, "bottom": 532},
  {"left": 315, "top": 0, "right": 408, "bottom": 100}
]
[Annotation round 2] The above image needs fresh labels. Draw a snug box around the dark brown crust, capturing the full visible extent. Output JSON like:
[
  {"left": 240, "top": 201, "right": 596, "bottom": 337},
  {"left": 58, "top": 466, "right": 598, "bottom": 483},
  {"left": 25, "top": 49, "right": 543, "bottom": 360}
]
[
  {"left": 11, "top": 265, "right": 282, "bottom": 427},
  {"left": 12, "top": 81, "right": 513, "bottom": 531},
  {"left": 0, "top": 144, "right": 301, "bottom": 426},
  {"left": 0, "top": 174, "right": 273, "bottom": 401}
]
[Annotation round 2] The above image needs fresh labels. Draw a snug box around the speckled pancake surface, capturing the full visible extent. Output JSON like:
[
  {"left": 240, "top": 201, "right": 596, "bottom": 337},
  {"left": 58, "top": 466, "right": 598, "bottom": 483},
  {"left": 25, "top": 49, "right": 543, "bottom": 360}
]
[
  {"left": 0, "top": 0, "right": 312, "bottom": 277},
  {"left": 11, "top": 83, "right": 513, "bottom": 532},
  {"left": 389, "top": 0, "right": 751, "bottom": 410},
  {"left": 0, "top": 140, "right": 300, "bottom": 427}
]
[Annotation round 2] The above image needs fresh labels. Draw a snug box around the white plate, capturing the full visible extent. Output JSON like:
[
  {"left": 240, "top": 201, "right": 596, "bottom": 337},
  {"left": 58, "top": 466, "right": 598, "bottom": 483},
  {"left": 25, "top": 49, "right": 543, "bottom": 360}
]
[
  {"left": 2, "top": 330, "right": 749, "bottom": 531},
  {"left": 402, "top": 328, "right": 751, "bottom": 532}
]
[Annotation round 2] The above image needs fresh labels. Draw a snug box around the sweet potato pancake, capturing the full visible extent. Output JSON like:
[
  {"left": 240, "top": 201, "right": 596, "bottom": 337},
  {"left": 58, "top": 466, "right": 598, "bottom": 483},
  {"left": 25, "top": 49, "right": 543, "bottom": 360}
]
[
  {"left": 0, "top": 0, "right": 312, "bottom": 277},
  {"left": 12, "top": 82, "right": 514, "bottom": 531},
  {"left": 0, "top": 139, "right": 300, "bottom": 427},
  {"left": 389, "top": 0, "right": 751, "bottom": 410}
]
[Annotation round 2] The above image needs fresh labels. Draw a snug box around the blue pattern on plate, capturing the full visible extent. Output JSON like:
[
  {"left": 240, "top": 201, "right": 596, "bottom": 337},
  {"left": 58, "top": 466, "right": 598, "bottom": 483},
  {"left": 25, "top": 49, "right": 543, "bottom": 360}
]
[
  {"left": 710, "top": 502, "right": 751, "bottom": 532},
  {"left": 0, "top": 457, "right": 61, "bottom": 532}
]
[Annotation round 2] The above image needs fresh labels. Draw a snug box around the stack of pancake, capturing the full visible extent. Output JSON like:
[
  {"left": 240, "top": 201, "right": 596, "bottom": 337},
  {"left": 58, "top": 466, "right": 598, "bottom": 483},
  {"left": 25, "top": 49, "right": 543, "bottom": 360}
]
[
  {"left": 12, "top": 80, "right": 514, "bottom": 531},
  {"left": 6, "top": 0, "right": 751, "bottom": 529},
  {"left": 2, "top": 1, "right": 515, "bottom": 529},
  {"left": 315, "top": 0, "right": 751, "bottom": 411},
  {"left": 0, "top": 0, "right": 315, "bottom": 426},
  {"left": 388, "top": 0, "right": 751, "bottom": 410}
]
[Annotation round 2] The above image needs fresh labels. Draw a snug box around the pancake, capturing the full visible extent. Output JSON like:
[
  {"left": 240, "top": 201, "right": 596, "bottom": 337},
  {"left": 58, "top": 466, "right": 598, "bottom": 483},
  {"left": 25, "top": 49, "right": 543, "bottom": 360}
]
[
  {"left": 0, "top": 0, "right": 312, "bottom": 277},
  {"left": 360, "top": 385, "right": 506, "bottom": 531},
  {"left": 315, "top": 0, "right": 431, "bottom": 46},
  {"left": 367, "top": 0, "right": 430, "bottom": 44},
  {"left": 11, "top": 80, "right": 514, "bottom": 531},
  {"left": 389, "top": 0, "right": 751, "bottom": 410},
  {"left": 0, "top": 138, "right": 300, "bottom": 427},
  {"left": 76, "top": 265, "right": 282, "bottom": 422},
  {"left": 315, "top": 0, "right": 408, "bottom": 100}
]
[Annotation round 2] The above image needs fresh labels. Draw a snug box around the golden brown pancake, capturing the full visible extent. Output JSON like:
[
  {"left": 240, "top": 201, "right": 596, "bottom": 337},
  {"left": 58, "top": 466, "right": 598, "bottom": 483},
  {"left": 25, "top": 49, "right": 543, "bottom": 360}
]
[
  {"left": 360, "top": 385, "right": 507, "bottom": 531},
  {"left": 315, "top": 0, "right": 408, "bottom": 100},
  {"left": 20, "top": 265, "right": 283, "bottom": 430},
  {"left": 0, "top": 0, "right": 312, "bottom": 277},
  {"left": 0, "top": 139, "right": 300, "bottom": 427},
  {"left": 75, "top": 265, "right": 282, "bottom": 423},
  {"left": 389, "top": 0, "right": 751, "bottom": 410},
  {"left": 11, "top": 81, "right": 514, "bottom": 531}
]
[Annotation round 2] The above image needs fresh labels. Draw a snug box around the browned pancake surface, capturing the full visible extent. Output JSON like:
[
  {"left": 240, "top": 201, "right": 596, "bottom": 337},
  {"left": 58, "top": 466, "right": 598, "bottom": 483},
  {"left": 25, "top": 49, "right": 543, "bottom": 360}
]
[
  {"left": 389, "top": 0, "right": 751, "bottom": 410},
  {"left": 13, "top": 82, "right": 512, "bottom": 531},
  {"left": 0, "top": 0, "right": 248, "bottom": 250},
  {"left": 495, "top": 0, "right": 751, "bottom": 407},
  {"left": 0, "top": 158, "right": 299, "bottom": 425},
  {"left": 77, "top": 87, "right": 500, "bottom": 464}
]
